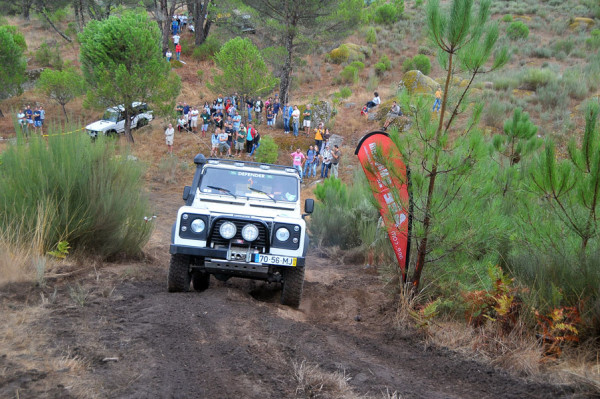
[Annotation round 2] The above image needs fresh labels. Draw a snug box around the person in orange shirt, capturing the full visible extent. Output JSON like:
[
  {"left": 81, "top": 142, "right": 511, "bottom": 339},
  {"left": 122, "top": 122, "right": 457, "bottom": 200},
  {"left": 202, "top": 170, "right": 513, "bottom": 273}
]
[
  {"left": 433, "top": 87, "right": 442, "bottom": 112},
  {"left": 314, "top": 122, "right": 324, "bottom": 149}
]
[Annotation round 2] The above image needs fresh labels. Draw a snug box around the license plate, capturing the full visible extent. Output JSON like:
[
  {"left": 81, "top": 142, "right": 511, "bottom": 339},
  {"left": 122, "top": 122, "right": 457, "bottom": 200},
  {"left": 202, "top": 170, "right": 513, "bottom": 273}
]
[{"left": 253, "top": 254, "right": 297, "bottom": 266}]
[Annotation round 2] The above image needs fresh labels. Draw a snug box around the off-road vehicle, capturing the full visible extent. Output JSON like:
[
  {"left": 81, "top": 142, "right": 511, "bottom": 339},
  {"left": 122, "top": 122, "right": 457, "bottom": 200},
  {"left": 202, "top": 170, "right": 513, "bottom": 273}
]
[
  {"left": 86, "top": 102, "right": 152, "bottom": 138},
  {"left": 168, "top": 154, "right": 314, "bottom": 307}
]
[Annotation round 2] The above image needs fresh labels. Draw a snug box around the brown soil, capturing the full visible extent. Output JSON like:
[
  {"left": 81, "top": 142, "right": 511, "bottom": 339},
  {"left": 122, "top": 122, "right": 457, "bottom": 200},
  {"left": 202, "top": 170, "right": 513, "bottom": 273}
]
[{"left": 0, "top": 188, "right": 582, "bottom": 399}]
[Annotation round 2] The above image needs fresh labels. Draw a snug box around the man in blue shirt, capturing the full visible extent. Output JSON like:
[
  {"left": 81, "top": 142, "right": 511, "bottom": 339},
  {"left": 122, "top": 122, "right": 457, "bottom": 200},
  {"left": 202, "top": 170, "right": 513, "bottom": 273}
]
[
  {"left": 303, "top": 145, "right": 317, "bottom": 178},
  {"left": 33, "top": 107, "right": 42, "bottom": 135},
  {"left": 283, "top": 103, "right": 292, "bottom": 134}
]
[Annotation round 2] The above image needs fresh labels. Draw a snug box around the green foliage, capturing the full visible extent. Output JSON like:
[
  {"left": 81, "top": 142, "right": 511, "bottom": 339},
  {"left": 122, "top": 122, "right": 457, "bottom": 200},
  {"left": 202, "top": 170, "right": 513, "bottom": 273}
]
[
  {"left": 37, "top": 68, "right": 84, "bottom": 118},
  {"left": 261, "top": 45, "right": 287, "bottom": 70},
  {"left": 412, "top": 54, "right": 431, "bottom": 75},
  {"left": 586, "top": 29, "right": 600, "bottom": 50},
  {"left": 309, "top": 173, "right": 379, "bottom": 249},
  {"left": 519, "top": 68, "right": 556, "bottom": 90},
  {"left": 552, "top": 39, "right": 574, "bottom": 56},
  {"left": 0, "top": 133, "right": 153, "bottom": 258},
  {"left": 506, "top": 21, "right": 529, "bottom": 40},
  {"left": 328, "top": 44, "right": 350, "bottom": 64},
  {"left": 35, "top": 42, "right": 63, "bottom": 69},
  {"left": 254, "top": 135, "right": 278, "bottom": 164},
  {"left": 374, "top": 54, "right": 392, "bottom": 77},
  {"left": 333, "top": 86, "right": 352, "bottom": 100},
  {"left": 365, "top": 27, "right": 377, "bottom": 44},
  {"left": 340, "top": 65, "right": 359, "bottom": 84},
  {"left": 501, "top": 14, "right": 513, "bottom": 22},
  {"left": 208, "top": 37, "right": 278, "bottom": 100},
  {"left": 79, "top": 11, "right": 181, "bottom": 141},
  {"left": 192, "top": 35, "right": 221, "bottom": 61},
  {"left": 47, "top": 241, "right": 70, "bottom": 259},
  {"left": 0, "top": 25, "right": 27, "bottom": 101},
  {"left": 374, "top": 1, "right": 403, "bottom": 25},
  {"left": 349, "top": 60, "right": 365, "bottom": 71},
  {"left": 402, "top": 57, "right": 415, "bottom": 72}
]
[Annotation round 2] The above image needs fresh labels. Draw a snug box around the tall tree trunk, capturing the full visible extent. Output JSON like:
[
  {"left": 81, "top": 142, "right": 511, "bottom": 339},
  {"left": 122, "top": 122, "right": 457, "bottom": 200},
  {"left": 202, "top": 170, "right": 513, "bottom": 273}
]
[
  {"left": 280, "top": 30, "right": 295, "bottom": 106},
  {"left": 23, "top": 0, "right": 33, "bottom": 20},
  {"left": 194, "top": 0, "right": 211, "bottom": 46},
  {"left": 61, "top": 103, "right": 69, "bottom": 123},
  {"left": 124, "top": 109, "right": 134, "bottom": 143},
  {"left": 0, "top": 108, "right": 4, "bottom": 118},
  {"left": 36, "top": 5, "right": 73, "bottom": 42},
  {"left": 411, "top": 50, "right": 454, "bottom": 291}
]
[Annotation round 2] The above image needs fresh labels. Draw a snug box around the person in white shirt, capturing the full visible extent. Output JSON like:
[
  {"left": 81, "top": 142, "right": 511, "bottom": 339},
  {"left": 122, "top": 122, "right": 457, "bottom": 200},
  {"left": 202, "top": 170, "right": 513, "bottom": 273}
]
[
  {"left": 165, "top": 123, "right": 174, "bottom": 154},
  {"left": 365, "top": 91, "right": 381, "bottom": 112},
  {"left": 166, "top": 50, "right": 172, "bottom": 61},
  {"left": 189, "top": 106, "right": 199, "bottom": 133},
  {"left": 173, "top": 34, "right": 180, "bottom": 45},
  {"left": 291, "top": 105, "right": 301, "bottom": 137}
]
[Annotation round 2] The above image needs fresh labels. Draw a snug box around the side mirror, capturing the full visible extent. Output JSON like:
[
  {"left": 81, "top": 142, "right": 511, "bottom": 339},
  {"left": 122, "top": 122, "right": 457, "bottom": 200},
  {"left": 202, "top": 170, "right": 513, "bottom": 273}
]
[
  {"left": 182, "top": 186, "right": 191, "bottom": 201},
  {"left": 304, "top": 198, "right": 314, "bottom": 214}
]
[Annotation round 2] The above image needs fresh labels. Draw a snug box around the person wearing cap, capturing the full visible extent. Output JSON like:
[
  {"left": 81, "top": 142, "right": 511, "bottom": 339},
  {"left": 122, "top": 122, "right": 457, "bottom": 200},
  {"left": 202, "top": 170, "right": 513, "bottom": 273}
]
[
  {"left": 331, "top": 144, "right": 341, "bottom": 179},
  {"left": 320, "top": 144, "right": 332, "bottom": 178}
]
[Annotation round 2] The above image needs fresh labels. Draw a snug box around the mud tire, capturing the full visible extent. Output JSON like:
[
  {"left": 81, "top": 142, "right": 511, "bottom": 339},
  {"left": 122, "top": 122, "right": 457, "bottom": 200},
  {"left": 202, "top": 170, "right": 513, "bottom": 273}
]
[
  {"left": 168, "top": 254, "right": 191, "bottom": 292},
  {"left": 137, "top": 118, "right": 148, "bottom": 128},
  {"left": 192, "top": 271, "right": 210, "bottom": 291},
  {"left": 280, "top": 267, "right": 305, "bottom": 308}
]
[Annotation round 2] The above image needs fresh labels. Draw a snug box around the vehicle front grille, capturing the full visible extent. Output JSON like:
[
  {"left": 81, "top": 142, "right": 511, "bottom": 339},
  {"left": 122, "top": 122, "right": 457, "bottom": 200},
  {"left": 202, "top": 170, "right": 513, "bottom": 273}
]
[{"left": 209, "top": 218, "right": 269, "bottom": 249}]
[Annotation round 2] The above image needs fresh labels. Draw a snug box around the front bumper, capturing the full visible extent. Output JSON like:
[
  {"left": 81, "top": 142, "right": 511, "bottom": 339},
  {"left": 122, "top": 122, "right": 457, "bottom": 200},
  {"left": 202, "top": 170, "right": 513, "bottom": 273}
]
[{"left": 169, "top": 244, "right": 306, "bottom": 268}]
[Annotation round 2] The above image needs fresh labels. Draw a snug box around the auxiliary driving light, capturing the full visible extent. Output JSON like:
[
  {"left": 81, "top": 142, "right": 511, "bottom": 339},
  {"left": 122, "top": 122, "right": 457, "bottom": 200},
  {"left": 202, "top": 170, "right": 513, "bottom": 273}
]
[
  {"left": 219, "top": 221, "right": 237, "bottom": 239},
  {"left": 242, "top": 224, "right": 259, "bottom": 242}
]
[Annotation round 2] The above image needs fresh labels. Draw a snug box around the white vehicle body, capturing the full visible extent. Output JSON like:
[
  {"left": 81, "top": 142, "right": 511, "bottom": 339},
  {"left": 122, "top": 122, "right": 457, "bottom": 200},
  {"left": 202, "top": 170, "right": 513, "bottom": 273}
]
[
  {"left": 168, "top": 155, "right": 314, "bottom": 307},
  {"left": 86, "top": 102, "right": 153, "bottom": 138}
]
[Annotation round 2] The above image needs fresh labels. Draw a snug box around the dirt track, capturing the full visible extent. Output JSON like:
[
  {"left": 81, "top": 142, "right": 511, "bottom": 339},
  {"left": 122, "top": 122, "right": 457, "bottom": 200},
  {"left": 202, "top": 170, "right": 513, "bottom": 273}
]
[{"left": 0, "top": 190, "right": 583, "bottom": 399}]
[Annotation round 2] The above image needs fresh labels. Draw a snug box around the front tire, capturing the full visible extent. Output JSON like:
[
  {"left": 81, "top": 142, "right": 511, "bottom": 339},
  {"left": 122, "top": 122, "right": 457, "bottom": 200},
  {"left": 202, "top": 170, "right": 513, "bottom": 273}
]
[
  {"left": 137, "top": 118, "right": 148, "bottom": 128},
  {"left": 280, "top": 267, "right": 305, "bottom": 308},
  {"left": 168, "top": 254, "right": 191, "bottom": 292},
  {"left": 192, "top": 271, "right": 210, "bottom": 291}
]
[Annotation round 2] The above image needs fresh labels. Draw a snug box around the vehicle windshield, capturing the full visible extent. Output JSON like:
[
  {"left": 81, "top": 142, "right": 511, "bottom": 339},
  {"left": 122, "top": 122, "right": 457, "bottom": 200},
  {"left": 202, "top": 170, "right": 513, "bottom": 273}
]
[
  {"left": 102, "top": 110, "right": 121, "bottom": 122},
  {"left": 199, "top": 167, "right": 298, "bottom": 202}
]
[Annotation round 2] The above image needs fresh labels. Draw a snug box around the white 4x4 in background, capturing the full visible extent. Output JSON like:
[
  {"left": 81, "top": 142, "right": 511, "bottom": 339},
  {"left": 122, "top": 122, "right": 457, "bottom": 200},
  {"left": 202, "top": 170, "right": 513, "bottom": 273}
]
[
  {"left": 168, "top": 154, "right": 314, "bottom": 308},
  {"left": 86, "top": 102, "right": 153, "bottom": 138}
]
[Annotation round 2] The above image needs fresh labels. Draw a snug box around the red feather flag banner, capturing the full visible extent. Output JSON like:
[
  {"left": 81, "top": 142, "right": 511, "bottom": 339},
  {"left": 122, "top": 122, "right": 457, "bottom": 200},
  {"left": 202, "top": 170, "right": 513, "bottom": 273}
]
[{"left": 355, "top": 131, "right": 412, "bottom": 283}]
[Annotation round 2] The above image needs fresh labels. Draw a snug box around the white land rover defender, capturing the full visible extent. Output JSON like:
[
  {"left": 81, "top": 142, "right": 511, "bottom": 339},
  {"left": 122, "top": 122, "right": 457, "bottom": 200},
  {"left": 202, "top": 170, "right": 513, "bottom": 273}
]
[
  {"left": 168, "top": 154, "right": 314, "bottom": 307},
  {"left": 86, "top": 102, "right": 153, "bottom": 138}
]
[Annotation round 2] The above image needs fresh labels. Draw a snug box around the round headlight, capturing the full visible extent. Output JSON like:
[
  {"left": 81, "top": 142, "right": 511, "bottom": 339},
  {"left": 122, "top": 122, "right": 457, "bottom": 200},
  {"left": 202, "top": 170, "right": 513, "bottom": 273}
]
[
  {"left": 242, "top": 224, "right": 259, "bottom": 242},
  {"left": 190, "top": 218, "right": 205, "bottom": 233},
  {"left": 219, "top": 221, "right": 237, "bottom": 239},
  {"left": 276, "top": 227, "right": 290, "bottom": 242}
]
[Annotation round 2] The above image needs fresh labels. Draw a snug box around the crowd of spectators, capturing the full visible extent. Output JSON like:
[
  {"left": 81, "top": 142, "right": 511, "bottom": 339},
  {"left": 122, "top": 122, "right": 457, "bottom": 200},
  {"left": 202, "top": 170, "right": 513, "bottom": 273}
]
[{"left": 16, "top": 104, "right": 45, "bottom": 137}]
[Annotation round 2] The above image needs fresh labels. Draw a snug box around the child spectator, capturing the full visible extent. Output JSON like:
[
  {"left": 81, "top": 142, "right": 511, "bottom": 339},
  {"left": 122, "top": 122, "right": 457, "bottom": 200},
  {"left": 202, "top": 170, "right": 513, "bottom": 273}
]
[{"left": 266, "top": 106, "right": 274, "bottom": 127}]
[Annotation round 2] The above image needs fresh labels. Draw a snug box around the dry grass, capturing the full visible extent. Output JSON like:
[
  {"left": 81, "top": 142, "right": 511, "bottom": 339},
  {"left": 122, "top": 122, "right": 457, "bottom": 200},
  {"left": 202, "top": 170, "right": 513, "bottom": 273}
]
[{"left": 292, "top": 359, "right": 362, "bottom": 399}]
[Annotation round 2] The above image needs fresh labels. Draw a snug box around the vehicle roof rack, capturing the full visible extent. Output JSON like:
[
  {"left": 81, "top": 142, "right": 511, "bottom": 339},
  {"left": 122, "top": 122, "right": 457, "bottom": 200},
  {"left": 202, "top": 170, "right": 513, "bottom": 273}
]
[{"left": 197, "top": 154, "right": 300, "bottom": 176}]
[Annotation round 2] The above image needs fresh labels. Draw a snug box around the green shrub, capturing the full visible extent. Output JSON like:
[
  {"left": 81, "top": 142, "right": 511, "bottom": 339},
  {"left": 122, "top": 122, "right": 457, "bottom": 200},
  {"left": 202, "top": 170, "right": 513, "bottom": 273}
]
[
  {"left": 365, "top": 27, "right": 377, "bottom": 44},
  {"left": 501, "top": 14, "right": 513, "bottom": 22},
  {"left": 340, "top": 65, "right": 359, "bottom": 83},
  {"left": 349, "top": 60, "right": 365, "bottom": 71},
  {"left": 379, "top": 54, "right": 392, "bottom": 70},
  {"left": 552, "top": 39, "right": 574, "bottom": 56},
  {"left": 0, "top": 132, "right": 153, "bottom": 258},
  {"left": 530, "top": 46, "right": 552, "bottom": 58},
  {"left": 374, "top": 3, "right": 401, "bottom": 25},
  {"left": 418, "top": 46, "right": 434, "bottom": 55},
  {"left": 328, "top": 44, "right": 350, "bottom": 64},
  {"left": 333, "top": 86, "right": 352, "bottom": 99},
  {"left": 35, "top": 42, "right": 63, "bottom": 69},
  {"left": 254, "top": 135, "right": 278, "bottom": 164},
  {"left": 586, "top": 29, "right": 600, "bottom": 50},
  {"left": 192, "top": 35, "right": 221, "bottom": 61},
  {"left": 374, "top": 62, "right": 387, "bottom": 77},
  {"left": 535, "top": 80, "right": 569, "bottom": 109},
  {"left": 506, "top": 21, "right": 529, "bottom": 40},
  {"left": 412, "top": 54, "right": 431, "bottom": 75},
  {"left": 402, "top": 57, "right": 415, "bottom": 72},
  {"left": 519, "top": 68, "right": 556, "bottom": 90}
]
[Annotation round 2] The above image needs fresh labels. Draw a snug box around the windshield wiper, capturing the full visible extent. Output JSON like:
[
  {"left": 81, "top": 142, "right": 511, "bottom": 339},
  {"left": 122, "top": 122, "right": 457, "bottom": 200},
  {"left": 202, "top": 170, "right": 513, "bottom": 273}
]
[
  {"left": 248, "top": 187, "right": 276, "bottom": 203},
  {"left": 206, "top": 185, "right": 237, "bottom": 199}
]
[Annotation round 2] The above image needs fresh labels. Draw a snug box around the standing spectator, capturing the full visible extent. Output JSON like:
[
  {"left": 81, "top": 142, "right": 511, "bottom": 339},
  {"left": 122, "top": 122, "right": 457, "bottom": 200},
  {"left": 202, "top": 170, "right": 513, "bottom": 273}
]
[
  {"left": 232, "top": 109, "right": 241, "bottom": 134},
  {"left": 166, "top": 49, "right": 172, "bottom": 61},
  {"left": 172, "top": 17, "right": 179, "bottom": 34},
  {"left": 212, "top": 107, "right": 224, "bottom": 129},
  {"left": 245, "top": 98, "right": 253, "bottom": 122},
  {"left": 265, "top": 97, "right": 272, "bottom": 110},
  {"left": 303, "top": 145, "right": 317, "bottom": 179},
  {"left": 218, "top": 127, "right": 231, "bottom": 157},
  {"left": 200, "top": 107, "right": 211, "bottom": 137},
  {"left": 165, "top": 123, "right": 174, "bottom": 154},
  {"left": 33, "top": 106, "right": 42, "bottom": 135},
  {"left": 331, "top": 144, "right": 341, "bottom": 178},
  {"left": 225, "top": 117, "right": 235, "bottom": 150},
  {"left": 272, "top": 98, "right": 280, "bottom": 125},
  {"left": 302, "top": 104, "right": 312, "bottom": 136},
  {"left": 176, "top": 102, "right": 184, "bottom": 117},
  {"left": 203, "top": 101, "right": 210, "bottom": 114},
  {"left": 314, "top": 122, "right": 324, "bottom": 149},
  {"left": 190, "top": 106, "right": 199, "bottom": 133},
  {"left": 25, "top": 105, "right": 33, "bottom": 130},
  {"left": 183, "top": 102, "right": 190, "bottom": 122},
  {"left": 290, "top": 148, "right": 305, "bottom": 178},
  {"left": 173, "top": 33, "right": 180, "bottom": 46},
  {"left": 250, "top": 129, "right": 261, "bottom": 157},
  {"left": 266, "top": 106, "right": 274, "bottom": 127},
  {"left": 433, "top": 87, "right": 442, "bottom": 112},
  {"left": 246, "top": 122, "right": 256, "bottom": 153},
  {"left": 282, "top": 103, "right": 292, "bottom": 134},
  {"left": 211, "top": 128, "right": 220, "bottom": 157},
  {"left": 17, "top": 109, "right": 28, "bottom": 137},
  {"left": 175, "top": 43, "right": 182, "bottom": 61},
  {"left": 39, "top": 106, "right": 45, "bottom": 128},
  {"left": 235, "top": 124, "right": 246, "bottom": 157},
  {"left": 254, "top": 97, "right": 263, "bottom": 125},
  {"left": 383, "top": 101, "right": 402, "bottom": 130},
  {"left": 292, "top": 105, "right": 300, "bottom": 137},
  {"left": 320, "top": 144, "right": 332, "bottom": 178}
]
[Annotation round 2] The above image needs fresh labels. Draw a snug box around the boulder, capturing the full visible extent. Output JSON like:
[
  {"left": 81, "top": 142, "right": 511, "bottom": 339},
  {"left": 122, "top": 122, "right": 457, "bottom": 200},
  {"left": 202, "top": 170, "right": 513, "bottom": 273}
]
[
  {"left": 311, "top": 101, "right": 333, "bottom": 128},
  {"left": 399, "top": 70, "right": 439, "bottom": 95},
  {"left": 329, "top": 133, "right": 344, "bottom": 149},
  {"left": 569, "top": 17, "right": 595, "bottom": 30}
]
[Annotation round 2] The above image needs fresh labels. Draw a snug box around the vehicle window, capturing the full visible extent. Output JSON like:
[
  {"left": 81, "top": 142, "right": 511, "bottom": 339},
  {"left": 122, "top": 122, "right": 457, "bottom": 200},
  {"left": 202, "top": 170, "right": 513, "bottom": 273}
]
[
  {"left": 102, "top": 110, "right": 120, "bottom": 122},
  {"left": 200, "top": 167, "right": 298, "bottom": 202}
]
